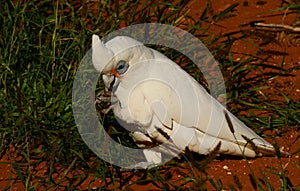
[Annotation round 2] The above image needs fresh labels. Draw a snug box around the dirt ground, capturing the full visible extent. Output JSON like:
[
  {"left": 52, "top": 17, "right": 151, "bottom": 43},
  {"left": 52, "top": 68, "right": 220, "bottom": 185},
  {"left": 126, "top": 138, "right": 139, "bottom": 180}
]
[
  {"left": 188, "top": 0, "right": 300, "bottom": 189},
  {"left": 1, "top": 0, "right": 299, "bottom": 190}
]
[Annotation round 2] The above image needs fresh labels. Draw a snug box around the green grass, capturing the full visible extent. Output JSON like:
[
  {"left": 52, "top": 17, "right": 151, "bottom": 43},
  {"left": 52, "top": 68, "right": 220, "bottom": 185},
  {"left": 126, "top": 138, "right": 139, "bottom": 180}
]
[{"left": 0, "top": 0, "right": 299, "bottom": 190}]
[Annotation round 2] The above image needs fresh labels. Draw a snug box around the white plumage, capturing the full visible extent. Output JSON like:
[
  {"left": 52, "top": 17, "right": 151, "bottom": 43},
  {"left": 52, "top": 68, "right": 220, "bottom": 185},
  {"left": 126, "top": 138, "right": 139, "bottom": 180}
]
[{"left": 92, "top": 34, "right": 278, "bottom": 165}]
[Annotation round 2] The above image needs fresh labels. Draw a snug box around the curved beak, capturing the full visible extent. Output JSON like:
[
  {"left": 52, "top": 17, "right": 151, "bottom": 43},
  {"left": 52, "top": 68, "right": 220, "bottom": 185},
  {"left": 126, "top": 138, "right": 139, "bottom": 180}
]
[{"left": 102, "top": 74, "right": 115, "bottom": 92}]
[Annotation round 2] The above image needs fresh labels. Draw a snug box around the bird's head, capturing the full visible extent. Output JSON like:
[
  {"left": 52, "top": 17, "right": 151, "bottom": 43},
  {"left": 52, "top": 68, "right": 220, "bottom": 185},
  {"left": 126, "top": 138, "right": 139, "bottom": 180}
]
[{"left": 92, "top": 35, "right": 154, "bottom": 91}]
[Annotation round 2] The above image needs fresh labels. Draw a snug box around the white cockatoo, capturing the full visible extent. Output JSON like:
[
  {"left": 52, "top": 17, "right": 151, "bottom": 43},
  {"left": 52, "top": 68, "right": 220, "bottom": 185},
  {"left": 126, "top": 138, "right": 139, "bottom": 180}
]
[{"left": 92, "top": 34, "right": 280, "bottom": 166}]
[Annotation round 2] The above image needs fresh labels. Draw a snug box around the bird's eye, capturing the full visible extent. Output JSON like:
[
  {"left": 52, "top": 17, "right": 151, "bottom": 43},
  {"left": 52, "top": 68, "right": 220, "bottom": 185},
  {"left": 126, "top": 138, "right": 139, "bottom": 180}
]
[{"left": 116, "top": 60, "right": 129, "bottom": 75}]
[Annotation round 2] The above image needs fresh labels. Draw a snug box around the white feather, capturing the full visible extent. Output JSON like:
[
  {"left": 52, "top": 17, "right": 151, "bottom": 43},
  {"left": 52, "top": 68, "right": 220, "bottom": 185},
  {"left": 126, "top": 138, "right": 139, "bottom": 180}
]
[{"left": 92, "top": 35, "right": 278, "bottom": 164}]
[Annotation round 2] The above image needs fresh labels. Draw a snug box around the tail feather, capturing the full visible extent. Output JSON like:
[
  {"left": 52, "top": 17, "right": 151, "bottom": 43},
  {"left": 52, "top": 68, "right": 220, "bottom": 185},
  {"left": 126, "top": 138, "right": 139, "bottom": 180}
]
[{"left": 223, "top": 110, "right": 290, "bottom": 157}]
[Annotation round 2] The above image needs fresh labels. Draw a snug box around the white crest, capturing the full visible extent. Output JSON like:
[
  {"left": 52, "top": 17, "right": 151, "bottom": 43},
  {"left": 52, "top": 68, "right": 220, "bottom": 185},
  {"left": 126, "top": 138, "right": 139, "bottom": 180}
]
[{"left": 92, "top": 35, "right": 114, "bottom": 73}]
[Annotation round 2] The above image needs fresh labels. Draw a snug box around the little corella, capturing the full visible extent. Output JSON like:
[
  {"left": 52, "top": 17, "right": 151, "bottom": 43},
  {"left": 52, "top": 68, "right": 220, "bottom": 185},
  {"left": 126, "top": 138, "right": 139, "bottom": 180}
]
[{"left": 92, "top": 34, "right": 282, "bottom": 167}]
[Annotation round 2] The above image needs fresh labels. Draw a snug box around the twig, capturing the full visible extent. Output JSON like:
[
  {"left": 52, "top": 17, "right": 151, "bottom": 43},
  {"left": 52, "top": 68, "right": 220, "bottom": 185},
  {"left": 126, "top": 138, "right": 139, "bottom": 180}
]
[{"left": 253, "top": 22, "right": 300, "bottom": 32}]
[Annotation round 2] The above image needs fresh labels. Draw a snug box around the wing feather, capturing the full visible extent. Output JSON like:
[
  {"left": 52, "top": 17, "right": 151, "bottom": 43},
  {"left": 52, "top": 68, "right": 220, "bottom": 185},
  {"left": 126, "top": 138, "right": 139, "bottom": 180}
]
[{"left": 111, "top": 42, "right": 278, "bottom": 159}]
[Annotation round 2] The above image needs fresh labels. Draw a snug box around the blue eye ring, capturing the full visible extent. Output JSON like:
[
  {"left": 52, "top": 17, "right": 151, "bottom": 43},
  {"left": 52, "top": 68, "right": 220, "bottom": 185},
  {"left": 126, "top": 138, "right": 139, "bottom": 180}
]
[{"left": 116, "top": 60, "right": 129, "bottom": 75}]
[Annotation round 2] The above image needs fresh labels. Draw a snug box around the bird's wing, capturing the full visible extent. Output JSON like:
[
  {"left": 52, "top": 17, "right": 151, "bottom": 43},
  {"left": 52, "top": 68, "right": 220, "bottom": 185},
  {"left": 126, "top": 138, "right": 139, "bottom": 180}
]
[{"left": 112, "top": 46, "right": 277, "bottom": 159}]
